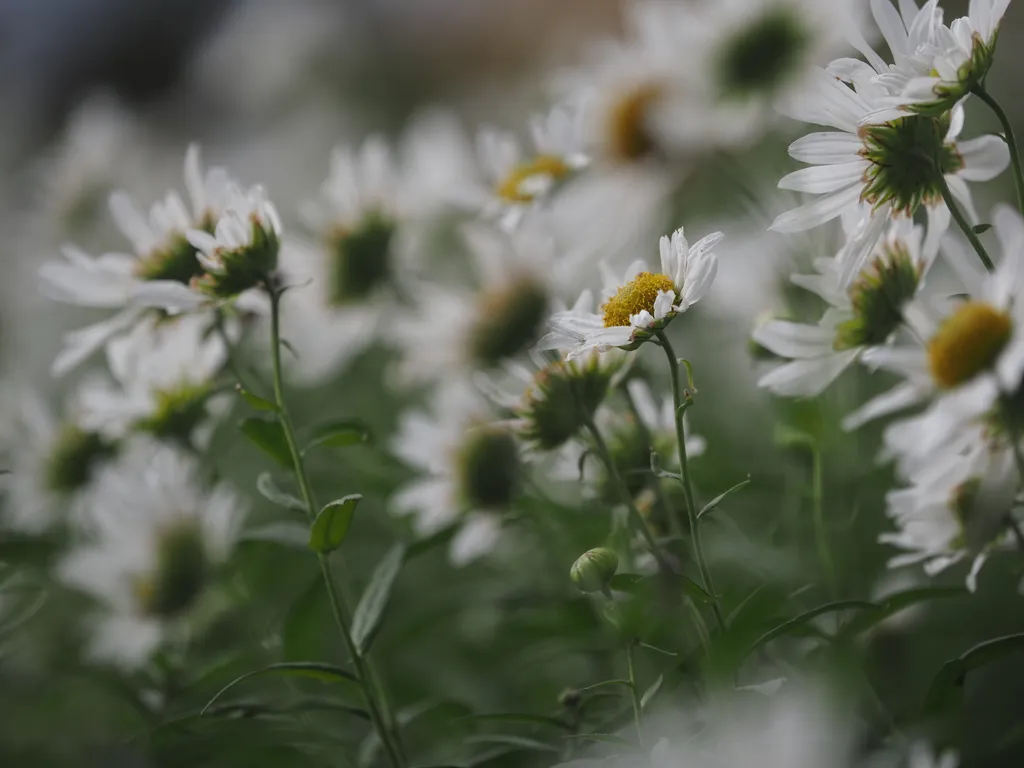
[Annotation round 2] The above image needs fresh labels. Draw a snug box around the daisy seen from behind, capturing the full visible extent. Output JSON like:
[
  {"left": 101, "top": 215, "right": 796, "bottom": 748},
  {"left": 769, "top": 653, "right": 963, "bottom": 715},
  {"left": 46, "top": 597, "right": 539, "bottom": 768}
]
[
  {"left": 543, "top": 226, "right": 721, "bottom": 361},
  {"left": 58, "top": 437, "right": 246, "bottom": 669}
]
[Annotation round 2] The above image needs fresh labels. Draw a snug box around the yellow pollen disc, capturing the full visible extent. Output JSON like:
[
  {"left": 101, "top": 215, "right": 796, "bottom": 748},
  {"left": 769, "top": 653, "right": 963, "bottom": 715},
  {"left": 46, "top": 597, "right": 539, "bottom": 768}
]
[
  {"left": 496, "top": 155, "right": 571, "bottom": 202},
  {"left": 607, "top": 84, "right": 663, "bottom": 162},
  {"left": 927, "top": 301, "right": 1012, "bottom": 389},
  {"left": 601, "top": 272, "right": 674, "bottom": 328}
]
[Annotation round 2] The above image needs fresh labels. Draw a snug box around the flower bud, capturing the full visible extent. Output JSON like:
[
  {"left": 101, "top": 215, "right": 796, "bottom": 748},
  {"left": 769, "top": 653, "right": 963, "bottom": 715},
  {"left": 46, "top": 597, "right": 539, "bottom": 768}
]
[{"left": 570, "top": 547, "right": 618, "bottom": 594}]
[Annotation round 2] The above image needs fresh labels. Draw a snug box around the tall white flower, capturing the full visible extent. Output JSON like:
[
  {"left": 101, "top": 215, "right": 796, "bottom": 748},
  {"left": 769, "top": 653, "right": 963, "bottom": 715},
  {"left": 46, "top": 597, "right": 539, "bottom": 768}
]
[
  {"left": 38, "top": 145, "right": 234, "bottom": 375},
  {"left": 76, "top": 313, "right": 231, "bottom": 449},
  {"left": 58, "top": 438, "right": 246, "bottom": 668},
  {"left": 543, "top": 227, "right": 721, "bottom": 360},
  {"left": 390, "top": 382, "right": 520, "bottom": 566},
  {"left": 771, "top": 66, "right": 1007, "bottom": 287},
  {"left": 754, "top": 219, "right": 940, "bottom": 400}
]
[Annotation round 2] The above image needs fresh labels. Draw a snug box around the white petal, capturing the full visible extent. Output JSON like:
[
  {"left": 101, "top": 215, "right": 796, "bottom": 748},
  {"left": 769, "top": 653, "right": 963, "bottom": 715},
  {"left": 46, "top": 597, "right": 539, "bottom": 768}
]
[
  {"left": 787, "top": 133, "right": 864, "bottom": 165},
  {"left": 757, "top": 351, "right": 860, "bottom": 397},
  {"left": 771, "top": 185, "right": 862, "bottom": 233},
  {"left": 777, "top": 162, "right": 868, "bottom": 194},
  {"left": 752, "top": 320, "right": 835, "bottom": 358},
  {"left": 956, "top": 135, "right": 1010, "bottom": 181}
]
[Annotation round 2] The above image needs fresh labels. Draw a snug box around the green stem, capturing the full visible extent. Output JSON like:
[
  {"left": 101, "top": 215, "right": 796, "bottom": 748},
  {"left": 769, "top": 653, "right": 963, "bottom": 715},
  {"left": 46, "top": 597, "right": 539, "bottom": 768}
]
[
  {"left": 811, "top": 445, "right": 837, "bottom": 598},
  {"left": 973, "top": 86, "right": 1024, "bottom": 214},
  {"left": 656, "top": 331, "right": 726, "bottom": 634},
  {"left": 625, "top": 641, "right": 644, "bottom": 747},
  {"left": 267, "top": 283, "right": 405, "bottom": 768},
  {"left": 933, "top": 171, "right": 995, "bottom": 272}
]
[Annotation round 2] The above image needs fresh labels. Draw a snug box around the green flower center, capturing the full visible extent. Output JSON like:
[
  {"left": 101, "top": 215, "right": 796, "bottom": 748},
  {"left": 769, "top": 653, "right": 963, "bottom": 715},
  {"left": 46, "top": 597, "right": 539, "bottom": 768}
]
[
  {"left": 468, "top": 277, "right": 549, "bottom": 367},
  {"left": 133, "top": 521, "right": 208, "bottom": 618},
  {"left": 927, "top": 301, "right": 1012, "bottom": 389},
  {"left": 44, "top": 426, "right": 117, "bottom": 494},
  {"left": 193, "top": 215, "right": 280, "bottom": 299},
  {"left": 132, "top": 234, "right": 204, "bottom": 284},
  {"left": 833, "top": 243, "right": 920, "bottom": 350},
  {"left": 327, "top": 213, "right": 396, "bottom": 305},
  {"left": 717, "top": 8, "right": 810, "bottom": 98},
  {"left": 859, "top": 115, "right": 964, "bottom": 215},
  {"left": 456, "top": 426, "right": 521, "bottom": 510},
  {"left": 521, "top": 361, "right": 611, "bottom": 451},
  {"left": 135, "top": 382, "right": 212, "bottom": 445},
  {"left": 601, "top": 272, "right": 674, "bottom": 328}
]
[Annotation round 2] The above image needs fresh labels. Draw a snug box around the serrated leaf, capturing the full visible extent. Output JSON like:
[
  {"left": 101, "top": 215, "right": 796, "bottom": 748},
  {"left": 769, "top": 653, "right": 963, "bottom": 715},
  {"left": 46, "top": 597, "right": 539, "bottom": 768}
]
[
  {"left": 240, "top": 417, "right": 293, "bottom": 468},
  {"left": 236, "top": 385, "right": 279, "bottom": 412},
  {"left": 351, "top": 544, "right": 405, "bottom": 654},
  {"left": 747, "top": 600, "right": 875, "bottom": 656},
  {"left": 698, "top": 477, "right": 751, "bottom": 520},
  {"left": 240, "top": 522, "right": 310, "bottom": 549},
  {"left": 973, "top": 223, "right": 992, "bottom": 234},
  {"left": 840, "top": 587, "right": 965, "bottom": 638},
  {"left": 303, "top": 419, "right": 373, "bottom": 455},
  {"left": 255, "top": 472, "right": 306, "bottom": 513},
  {"left": 201, "top": 662, "right": 360, "bottom": 714},
  {"left": 925, "top": 632, "right": 1024, "bottom": 713},
  {"left": 308, "top": 495, "right": 362, "bottom": 553}
]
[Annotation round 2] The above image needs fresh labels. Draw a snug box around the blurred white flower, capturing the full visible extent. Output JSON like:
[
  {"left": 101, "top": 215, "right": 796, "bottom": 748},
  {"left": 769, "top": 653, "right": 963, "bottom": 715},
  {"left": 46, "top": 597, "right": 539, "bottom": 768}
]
[
  {"left": 754, "top": 219, "right": 939, "bottom": 402},
  {"left": 390, "top": 382, "right": 519, "bottom": 566},
  {"left": 38, "top": 145, "right": 234, "bottom": 375},
  {"left": 58, "top": 438, "right": 246, "bottom": 669},
  {"left": 75, "top": 313, "right": 231, "bottom": 449},
  {"left": 542, "top": 227, "right": 721, "bottom": 360},
  {"left": 771, "top": 70, "right": 1006, "bottom": 287}
]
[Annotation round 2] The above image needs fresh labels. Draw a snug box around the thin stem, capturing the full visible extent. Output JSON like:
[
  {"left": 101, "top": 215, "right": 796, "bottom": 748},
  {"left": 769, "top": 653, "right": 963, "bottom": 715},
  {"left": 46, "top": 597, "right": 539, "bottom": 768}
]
[
  {"left": 656, "top": 332, "right": 726, "bottom": 633},
  {"left": 973, "top": 86, "right": 1024, "bottom": 214},
  {"left": 623, "top": 384, "right": 681, "bottom": 539},
  {"left": 933, "top": 171, "right": 995, "bottom": 272},
  {"left": 267, "top": 284, "right": 405, "bottom": 768},
  {"left": 625, "top": 641, "right": 644, "bottom": 747},
  {"left": 811, "top": 445, "right": 837, "bottom": 598}
]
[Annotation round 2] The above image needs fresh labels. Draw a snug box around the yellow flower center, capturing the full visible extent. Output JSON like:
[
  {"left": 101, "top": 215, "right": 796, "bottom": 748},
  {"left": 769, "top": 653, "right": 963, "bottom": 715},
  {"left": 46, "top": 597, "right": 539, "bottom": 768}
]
[
  {"left": 496, "top": 155, "right": 571, "bottom": 202},
  {"left": 927, "top": 301, "right": 1012, "bottom": 389},
  {"left": 601, "top": 272, "right": 674, "bottom": 328},
  {"left": 607, "top": 84, "right": 663, "bottom": 163}
]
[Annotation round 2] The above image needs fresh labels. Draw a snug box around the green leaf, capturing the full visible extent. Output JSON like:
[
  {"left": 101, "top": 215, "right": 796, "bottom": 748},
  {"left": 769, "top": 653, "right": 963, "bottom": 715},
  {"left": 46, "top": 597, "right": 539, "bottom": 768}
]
[
  {"left": 973, "top": 223, "right": 992, "bottom": 234},
  {"left": 925, "top": 632, "right": 1024, "bottom": 713},
  {"left": 240, "top": 417, "right": 293, "bottom": 468},
  {"left": 774, "top": 424, "right": 815, "bottom": 451},
  {"left": 303, "top": 419, "right": 373, "bottom": 455},
  {"left": 640, "top": 674, "right": 663, "bottom": 711},
  {"left": 308, "top": 495, "right": 362, "bottom": 553},
  {"left": 236, "top": 385, "right": 279, "bottom": 412},
  {"left": 747, "top": 600, "right": 876, "bottom": 655},
  {"left": 840, "top": 587, "right": 966, "bottom": 638},
  {"left": 465, "top": 734, "right": 558, "bottom": 753},
  {"left": 200, "top": 662, "right": 360, "bottom": 714},
  {"left": 404, "top": 523, "right": 458, "bottom": 561},
  {"left": 680, "top": 575, "right": 712, "bottom": 604},
  {"left": 608, "top": 573, "right": 646, "bottom": 593},
  {"left": 240, "top": 522, "right": 310, "bottom": 549},
  {"left": 351, "top": 544, "right": 405, "bottom": 654},
  {"left": 255, "top": 472, "right": 306, "bottom": 513},
  {"left": 698, "top": 477, "right": 751, "bottom": 520},
  {"left": 464, "top": 713, "right": 572, "bottom": 730}
]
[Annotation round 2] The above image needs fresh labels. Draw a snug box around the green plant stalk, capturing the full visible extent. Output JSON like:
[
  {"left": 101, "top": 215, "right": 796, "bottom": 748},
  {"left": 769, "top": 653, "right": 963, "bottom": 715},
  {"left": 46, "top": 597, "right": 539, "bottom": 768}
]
[
  {"left": 973, "top": 86, "right": 1024, "bottom": 214},
  {"left": 811, "top": 445, "right": 837, "bottom": 598},
  {"left": 626, "top": 641, "right": 644, "bottom": 747},
  {"left": 267, "top": 284, "right": 405, "bottom": 768},
  {"left": 933, "top": 171, "right": 995, "bottom": 272},
  {"left": 656, "top": 331, "right": 726, "bottom": 633}
]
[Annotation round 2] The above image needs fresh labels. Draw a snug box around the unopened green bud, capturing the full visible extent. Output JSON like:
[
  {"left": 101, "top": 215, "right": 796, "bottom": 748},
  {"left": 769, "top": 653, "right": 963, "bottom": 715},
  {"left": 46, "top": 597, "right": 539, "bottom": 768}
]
[{"left": 570, "top": 547, "right": 618, "bottom": 594}]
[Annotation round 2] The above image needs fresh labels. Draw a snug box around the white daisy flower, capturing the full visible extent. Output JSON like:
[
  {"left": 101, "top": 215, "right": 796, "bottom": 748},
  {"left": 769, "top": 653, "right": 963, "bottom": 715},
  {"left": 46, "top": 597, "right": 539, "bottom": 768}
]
[
  {"left": 542, "top": 226, "right": 721, "bottom": 360},
  {"left": 0, "top": 389, "right": 116, "bottom": 534},
  {"left": 38, "top": 144, "right": 234, "bottom": 375},
  {"left": 649, "top": 0, "right": 865, "bottom": 149},
  {"left": 390, "top": 220, "right": 577, "bottom": 384},
  {"left": 880, "top": 420, "right": 1016, "bottom": 592},
  {"left": 771, "top": 66, "right": 1007, "bottom": 287},
  {"left": 390, "top": 382, "right": 520, "bottom": 566},
  {"left": 75, "top": 313, "right": 231, "bottom": 449},
  {"left": 898, "top": 0, "right": 1012, "bottom": 115},
  {"left": 468, "top": 101, "right": 589, "bottom": 230},
  {"left": 58, "top": 437, "right": 246, "bottom": 669},
  {"left": 754, "top": 218, "right": 940, "bottom": 400},
  {"left": 853, "top": 205, "right": 1024, "bottom": 439}
]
